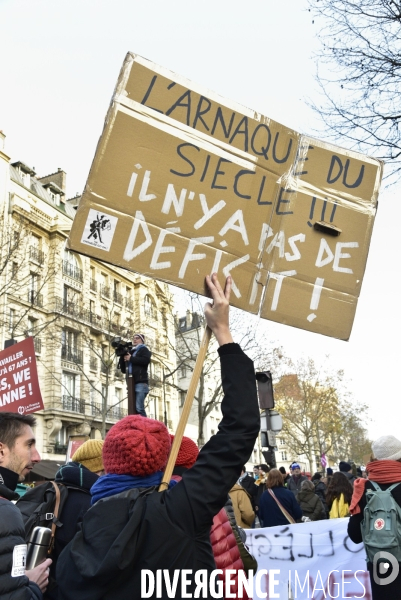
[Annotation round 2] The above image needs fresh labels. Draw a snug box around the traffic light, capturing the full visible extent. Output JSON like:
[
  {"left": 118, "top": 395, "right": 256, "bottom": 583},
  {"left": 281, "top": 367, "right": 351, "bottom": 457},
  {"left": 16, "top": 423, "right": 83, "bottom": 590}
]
[
  {"left": 255, "top": 371, "right": 275, "bottom": 409},
  {"left": 262, "top": 449, "right": 277, "bottom": 469}
]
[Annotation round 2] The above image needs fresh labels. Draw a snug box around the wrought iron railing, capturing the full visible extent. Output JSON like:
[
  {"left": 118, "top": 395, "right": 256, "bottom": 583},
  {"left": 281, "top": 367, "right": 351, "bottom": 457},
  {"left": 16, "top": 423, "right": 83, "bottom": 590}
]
[
  {"left": 61, "top": 345, "right": 83, "bottom": 365},
  {"left": 27, "top": 290, "right": 43, "bottom": 307},
  {"left": 29, "top": 246, "right": 45, "bottom": 264},
  {"left": 62, "top": 260, "right": 83, "bottom": 282},
  {"left": 62, "top": 395, "right": 85, "bottom": 413}
]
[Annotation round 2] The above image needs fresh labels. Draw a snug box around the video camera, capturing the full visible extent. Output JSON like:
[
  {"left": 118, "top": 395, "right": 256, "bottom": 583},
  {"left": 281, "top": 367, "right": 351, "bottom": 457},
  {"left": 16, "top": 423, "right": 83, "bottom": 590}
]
[{"left": 111, "top": 336, "right": 133, "bottom": 358}]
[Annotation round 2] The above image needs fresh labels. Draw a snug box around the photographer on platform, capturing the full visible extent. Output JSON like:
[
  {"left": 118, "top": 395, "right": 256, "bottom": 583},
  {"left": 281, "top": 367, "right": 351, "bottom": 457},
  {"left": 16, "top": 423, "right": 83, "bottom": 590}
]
[{"left": 118, "top": 333, "right": 151, "bottom": 417}]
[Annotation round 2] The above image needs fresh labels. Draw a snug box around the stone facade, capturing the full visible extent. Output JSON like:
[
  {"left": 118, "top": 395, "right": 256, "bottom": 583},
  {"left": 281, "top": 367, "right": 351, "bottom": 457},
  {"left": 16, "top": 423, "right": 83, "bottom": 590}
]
[{"left": 0, "top": 132, "right": 179, "bottom": 469}]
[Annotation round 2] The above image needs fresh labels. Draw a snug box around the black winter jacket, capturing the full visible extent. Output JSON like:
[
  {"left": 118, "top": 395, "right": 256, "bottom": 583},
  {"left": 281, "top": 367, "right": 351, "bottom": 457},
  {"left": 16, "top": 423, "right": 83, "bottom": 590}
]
[
  {"left": 313, "top": 480, "right": 329, "bottom": 516},
  {"left": 56, "top": 343, "right": 260, "bottom": 600},
  {"left": 45, "top": 462, "right": 97, "bottom": 599},
  {"left": 287, "top": 475, "right": 308, "bottom": 498},
  {"left": 118, "top": 345, "right": 151, "bottom": 383},
  {"left": 0, "top": 467, "right": 42, "bottom": 600},
  {"left": 297, "top": 490, "right": 325, "bottom": 521}
]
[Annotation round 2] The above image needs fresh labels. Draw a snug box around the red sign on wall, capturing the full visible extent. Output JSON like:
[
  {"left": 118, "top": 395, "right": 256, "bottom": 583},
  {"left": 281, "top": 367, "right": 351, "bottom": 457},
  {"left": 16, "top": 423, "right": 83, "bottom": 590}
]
[{"left": 0, "top": 337, "right": 44, "bottom": 414}]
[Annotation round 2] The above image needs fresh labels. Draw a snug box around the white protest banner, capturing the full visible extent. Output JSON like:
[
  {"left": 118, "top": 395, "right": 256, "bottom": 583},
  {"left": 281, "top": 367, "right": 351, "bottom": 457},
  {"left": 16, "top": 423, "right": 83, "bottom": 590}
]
[
  {"left": 67, "top": 53, "right": 383, "bottom": 340},
  {"left": 246, "top": 519, "right": 372, "bottom": 599}
]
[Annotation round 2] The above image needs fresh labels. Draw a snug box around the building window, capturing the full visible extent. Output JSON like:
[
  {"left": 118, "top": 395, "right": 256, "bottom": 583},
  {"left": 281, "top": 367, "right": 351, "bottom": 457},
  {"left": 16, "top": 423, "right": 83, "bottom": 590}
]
[
  {"left": 281, "top": 451, "right": 288, "bottom": 461},
  {"left": 180, "top": 391, "right": 186, "bottom": 407},
  {"left": 113, "top": 280, "right": 122, "bottom": 304},
  {"left": 148, "top": 396, "right": 158, "bottom": 420},
  {"left": 125, "top": 287, "right": 133, "bottom": 310},
  {"left": 279, "top": 438, "right": 286, "bottom": 446},
  {"left": 144, "top": 295, "right": 157, "bottom": 320},
  {"left": 61, "top": 330, "right": 82, "bottom": 364},
  {"left": 9, "top": 308, "right": 15, "bottom": 332},
  {"left": 62, "top": 372, "right": 77, "bottom": 397},
  {"left": 180, "top": 365, "right": 187, "bottom": 378},
  {"left": 63, "top": 249, "right": 82, "bottom": 282}
]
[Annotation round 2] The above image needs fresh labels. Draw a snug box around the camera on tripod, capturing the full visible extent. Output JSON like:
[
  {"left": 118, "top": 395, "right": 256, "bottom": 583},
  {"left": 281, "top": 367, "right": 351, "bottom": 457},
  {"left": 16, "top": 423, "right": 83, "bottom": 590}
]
[{"left": 111, "top": 336, "right": 133, "bottom": 358}]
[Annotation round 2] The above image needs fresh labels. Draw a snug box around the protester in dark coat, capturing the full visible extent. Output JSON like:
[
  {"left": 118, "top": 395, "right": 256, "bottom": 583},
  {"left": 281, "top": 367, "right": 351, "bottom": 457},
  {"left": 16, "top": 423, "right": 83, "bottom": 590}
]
[
  {"left": 0, "top": 412, "right": 51, "bottom": 599},
  {"left": 45, "top": 440, "right": 104, "bottom": 599},
  {"left": 279, "top": 466, "right": 290, "bottom": 486},
  {"left": 254, "top": 464, "right": 269, "bottom": 514},
  {"left": 238, "top": 466, "right": 258, "bottom": 509},
  {"left": 172, "top": 436, "right": 255, "bottom": 600},
  {"left": 56, "top": 274, "right": 260, "bottom": 600},
  {"left": 312, "top": 472, "right": 329, "bottom": 517},
  {"left": 119, "top": 333, "right": 151, "bottom": 417},
  {"left": 287, "top": 463, "right": 308, "bottom": 498},
  {"left": 297, "top": 480, "right": 325, "bottom": 521},
  {"left": 339, "top": 461, "right": 357, "bottom": 486},
  {"left": 259, "top": 469, "right": 302, "bottom": 527},
  {"left": 348, "top": 435, "right": 401, "bottom": 599}
]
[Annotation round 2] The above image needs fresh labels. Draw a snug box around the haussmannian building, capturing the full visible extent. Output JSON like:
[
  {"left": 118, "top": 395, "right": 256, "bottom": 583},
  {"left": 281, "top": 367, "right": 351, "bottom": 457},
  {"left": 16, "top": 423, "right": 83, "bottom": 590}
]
[{"left": 0, "top": 131, "right": 179, "bottom": 480}]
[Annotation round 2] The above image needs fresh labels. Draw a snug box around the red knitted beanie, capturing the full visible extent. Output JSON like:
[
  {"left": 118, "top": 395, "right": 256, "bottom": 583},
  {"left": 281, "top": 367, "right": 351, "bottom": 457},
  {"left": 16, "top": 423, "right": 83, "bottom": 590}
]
[
  {"left": 103, "top": 415, "right": 171, "bottom": 476},
  {"left": 171, "top": 434, "right": 199, "bottom": 469}
]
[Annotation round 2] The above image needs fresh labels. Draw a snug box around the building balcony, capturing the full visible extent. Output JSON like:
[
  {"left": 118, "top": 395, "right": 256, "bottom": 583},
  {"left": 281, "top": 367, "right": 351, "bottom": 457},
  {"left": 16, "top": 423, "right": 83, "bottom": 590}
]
[
  {"left": 54, "top": 442, "right": 68, "bottom": 455},
  {"left": 113, "top": 290, "right": 123, "bottom": 305},
  {"left": 28, "top": 290, "right": 43, "bottom": 307},
  {"left": 29, "top": 246, "right": 45, "bottom": 264},
  {"left": 62, "top": 260, "right": 83, "bottom": 282},
  {"left": 55, "top": 297, "right": 82, "bottom": 318},
  {"left": 62, "top": 395, "right": 85, "bottom": 413},
  {"left": 33, "top": 337, "right": 42, "bottom": 354},
  {"left": 61, "top": 345, "right": 83, "bottom": 365},
  {"left": 88, "top": 402, "right": 127, "bottom": 420},
  {"left": 108, "top": 405, "right": 128, "bottom": 420},
  {"left": 100, "top": 284, "right": 110, "bottom": 299}
]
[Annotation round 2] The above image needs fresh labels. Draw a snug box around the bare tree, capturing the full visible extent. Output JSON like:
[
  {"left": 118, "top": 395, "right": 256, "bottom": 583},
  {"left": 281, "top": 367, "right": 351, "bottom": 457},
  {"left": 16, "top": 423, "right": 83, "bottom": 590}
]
[
  {"left": 38, "top": 291, "right": 133, "bottom": 439},
  {"left": 274, "top": 354, "right": 371, "bottom": 469},
  {"left": 309, "top": 0, "right": 401, "bottom": 178},
  {"left": 174, "top": 292, "right": 278, "bottom": 446},
  {"left": 0, "top": 213, "right": 63, "bottom": 344}
]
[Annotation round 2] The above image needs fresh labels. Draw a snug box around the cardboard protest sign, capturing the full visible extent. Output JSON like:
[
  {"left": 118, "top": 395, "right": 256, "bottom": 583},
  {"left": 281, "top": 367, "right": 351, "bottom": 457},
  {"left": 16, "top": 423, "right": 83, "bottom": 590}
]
[
  {"left": 67, "top": 53, "right": 383, "bottom": 340},
  {"left": 0, "top": 337, "right": 44, "bottom": 414}
]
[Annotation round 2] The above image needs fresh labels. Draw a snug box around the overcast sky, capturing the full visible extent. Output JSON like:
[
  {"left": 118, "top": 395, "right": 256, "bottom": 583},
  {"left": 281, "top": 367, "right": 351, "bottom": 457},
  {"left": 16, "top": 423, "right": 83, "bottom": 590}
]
[{"left": 1, "top": 0, "right": 399, "bottom": 444}]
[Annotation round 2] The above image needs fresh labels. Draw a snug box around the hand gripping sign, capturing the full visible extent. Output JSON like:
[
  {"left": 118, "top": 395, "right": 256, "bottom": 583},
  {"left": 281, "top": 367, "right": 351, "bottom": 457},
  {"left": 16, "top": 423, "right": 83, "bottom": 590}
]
[{"left": 67, "top": 52, "right": 383, "bottom": 341}]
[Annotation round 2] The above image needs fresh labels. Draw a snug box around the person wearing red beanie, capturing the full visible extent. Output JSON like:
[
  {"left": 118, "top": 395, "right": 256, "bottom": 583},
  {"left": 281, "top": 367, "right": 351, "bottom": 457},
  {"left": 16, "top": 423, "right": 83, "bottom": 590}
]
[{"left": 56, "top": 274, "right": 260, "bottom": 600}]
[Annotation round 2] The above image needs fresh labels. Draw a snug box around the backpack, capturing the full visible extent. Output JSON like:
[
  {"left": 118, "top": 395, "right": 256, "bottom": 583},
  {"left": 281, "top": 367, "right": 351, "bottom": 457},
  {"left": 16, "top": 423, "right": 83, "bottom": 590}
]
[
  {"left": 361, "top": 481, "right": 401, "bottom": 562},
  {"left": 16, "top": 481, "right": 82, "bottom": 555}
]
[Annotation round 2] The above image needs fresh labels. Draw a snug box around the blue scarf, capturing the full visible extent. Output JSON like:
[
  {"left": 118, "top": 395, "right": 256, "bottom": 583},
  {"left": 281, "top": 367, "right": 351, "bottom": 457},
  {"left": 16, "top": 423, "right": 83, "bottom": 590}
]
[
  {"left": 126, "top": 343, "right": 147, "bottom": 375},
  {"left": 90, "top": 471, "right": 176, "bottom": 505}
]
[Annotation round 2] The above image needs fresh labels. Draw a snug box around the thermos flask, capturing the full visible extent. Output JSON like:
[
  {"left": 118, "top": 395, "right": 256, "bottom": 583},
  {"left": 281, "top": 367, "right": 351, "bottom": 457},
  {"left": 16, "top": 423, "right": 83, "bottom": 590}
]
[{"left": 26, "top": 527, "right": 51, "bottom": 570}]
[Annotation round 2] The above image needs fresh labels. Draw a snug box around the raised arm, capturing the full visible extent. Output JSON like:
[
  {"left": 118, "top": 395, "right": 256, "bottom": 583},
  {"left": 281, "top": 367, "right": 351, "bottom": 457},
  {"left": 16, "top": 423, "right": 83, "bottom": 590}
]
[{"left": 165, "top": 273, "right": 260, "bottom": 533}]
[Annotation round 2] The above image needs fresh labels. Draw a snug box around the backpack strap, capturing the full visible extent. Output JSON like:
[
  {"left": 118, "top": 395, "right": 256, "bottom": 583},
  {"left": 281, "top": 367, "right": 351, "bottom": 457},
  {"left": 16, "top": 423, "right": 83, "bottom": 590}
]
[
  {"left": 369, "top": 481, "right": 381, "bottom": 491},
  {"left": 48, "top": 481, "right": 62, "bottom": 554},
  {"left": 387, "top": 483, "right": 401, "bottom": 493}
]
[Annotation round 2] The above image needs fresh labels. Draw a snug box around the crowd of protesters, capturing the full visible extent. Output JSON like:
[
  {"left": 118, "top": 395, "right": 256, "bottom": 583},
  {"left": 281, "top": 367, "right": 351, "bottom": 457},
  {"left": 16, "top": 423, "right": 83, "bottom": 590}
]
[{"left": 0, "top": 275, "right": 399, "bottom": 600}]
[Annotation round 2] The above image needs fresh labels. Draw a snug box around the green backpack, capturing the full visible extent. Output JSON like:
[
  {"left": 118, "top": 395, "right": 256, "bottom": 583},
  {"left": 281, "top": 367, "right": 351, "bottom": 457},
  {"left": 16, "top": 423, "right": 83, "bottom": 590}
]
[{"left": 361, "top": 481, "right": 401, "bottom": 562}]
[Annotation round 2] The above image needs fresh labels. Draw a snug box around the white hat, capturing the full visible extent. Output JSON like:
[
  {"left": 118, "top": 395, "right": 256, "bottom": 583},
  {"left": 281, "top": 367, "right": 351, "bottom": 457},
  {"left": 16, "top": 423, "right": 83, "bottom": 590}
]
[{"left": 372, "top": 435, "right": 401, "bottom": 461}]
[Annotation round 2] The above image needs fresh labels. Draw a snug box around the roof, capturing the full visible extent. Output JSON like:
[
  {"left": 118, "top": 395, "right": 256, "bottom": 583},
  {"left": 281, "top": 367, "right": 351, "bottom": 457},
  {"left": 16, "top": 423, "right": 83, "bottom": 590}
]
[
  {"left": 9, "top": 165, "right": 71, "bottom": 218},
  {"left": 31, "top": 459, "right": 63, "bottom": 479}
]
